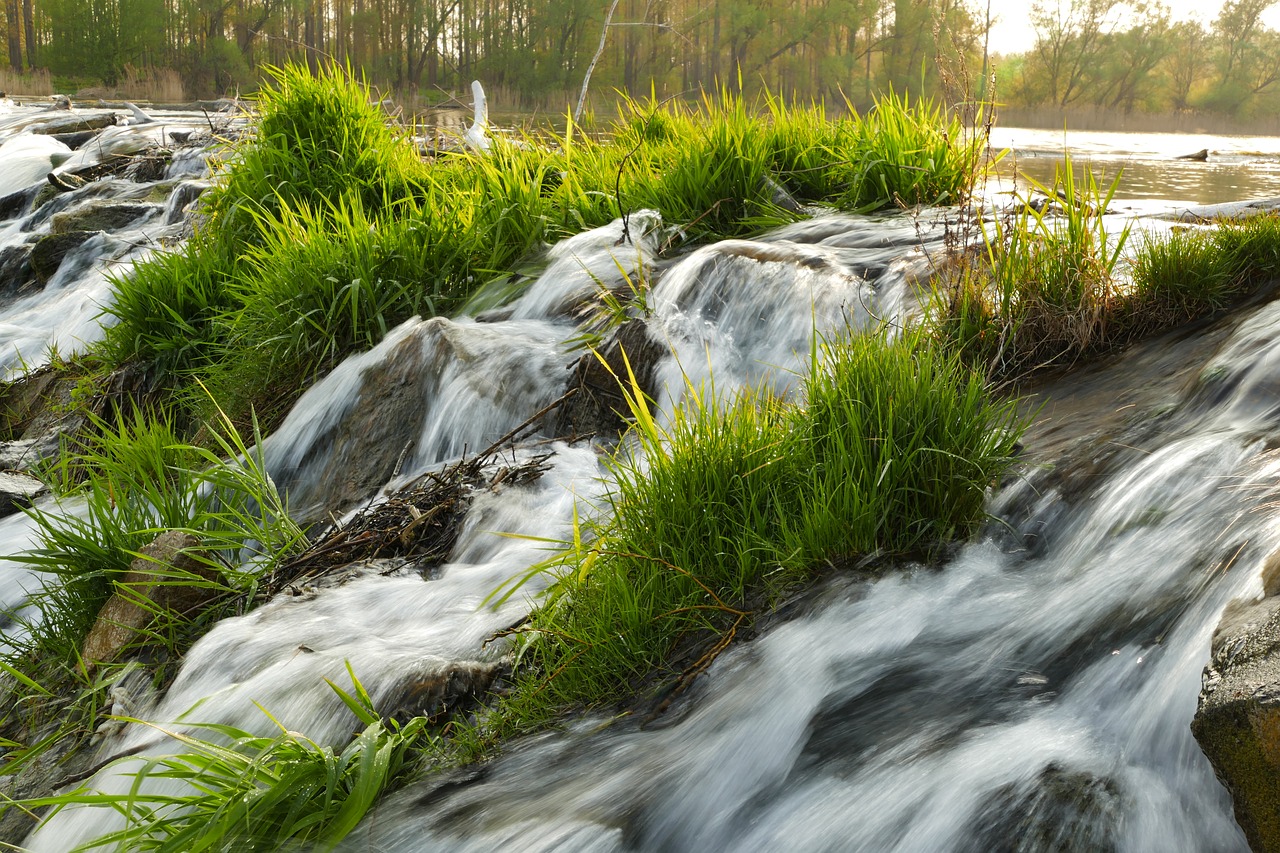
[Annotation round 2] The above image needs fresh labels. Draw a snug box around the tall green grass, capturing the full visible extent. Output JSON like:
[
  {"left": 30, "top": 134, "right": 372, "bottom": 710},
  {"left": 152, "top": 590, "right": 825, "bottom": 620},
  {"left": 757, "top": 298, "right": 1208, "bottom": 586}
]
[
  {"left": 2, "top": 402, "right": 306, "bottom": 770},
  {"left": 931, "top": 159, "right": 1132, "bottom": 376},
  {"left": 498, "top": 327, "right": 1023, "bottom": 715},
  {"left": 22, "top": 669, "right": 427, "bottom": 853},
  {"left": 99, "top": 65, "right": 986, "bottom": 430},
  {"left": 1126, "top": 213, "right": 1280, "bottom": 335}
]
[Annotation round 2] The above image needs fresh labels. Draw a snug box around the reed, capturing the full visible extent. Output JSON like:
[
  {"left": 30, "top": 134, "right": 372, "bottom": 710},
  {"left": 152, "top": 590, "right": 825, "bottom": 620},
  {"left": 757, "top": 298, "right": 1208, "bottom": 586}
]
[{"left": 931, "top": 157, "right": 1131, "bottom": 376}]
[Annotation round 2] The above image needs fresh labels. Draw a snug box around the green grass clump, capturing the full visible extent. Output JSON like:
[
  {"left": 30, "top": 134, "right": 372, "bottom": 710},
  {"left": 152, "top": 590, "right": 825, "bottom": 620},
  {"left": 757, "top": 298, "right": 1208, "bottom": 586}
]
[
  {"left": 1125, "top": 228, "right": 1235, "bottom": 333},
  {"left": 497, "top": 327, "right": 1023, "bottom": 715},
  {"left": 203, "top": 62, "right": 423, "bottom": 249},
  {"left": 23, "top": 669, "right": 426, "bottom": 853},
  {"left": 99, "top": 65, "right": 986, "bottom": 432},
  {"left": 844, "top": 90, "right": 984, "bottom": 210},
  {"left": 1, "top": 403, "right": 306, "bottom": 770},
  {"left": 932, "top": 159, "right": 1132, "bottom": 377}
]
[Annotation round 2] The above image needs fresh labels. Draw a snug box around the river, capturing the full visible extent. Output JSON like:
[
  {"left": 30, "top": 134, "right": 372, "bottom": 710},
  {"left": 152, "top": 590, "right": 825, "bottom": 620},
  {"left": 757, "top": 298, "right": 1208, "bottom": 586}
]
[{"left": 1, "top": 100, "right": 1278, "bottom": 851}]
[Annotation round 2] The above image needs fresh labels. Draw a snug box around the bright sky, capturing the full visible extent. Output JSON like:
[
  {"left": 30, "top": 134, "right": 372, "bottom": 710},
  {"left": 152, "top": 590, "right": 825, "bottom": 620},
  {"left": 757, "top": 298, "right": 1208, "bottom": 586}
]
[{"left": 985, "top": 0, "right": 1280, "bottom": 53}]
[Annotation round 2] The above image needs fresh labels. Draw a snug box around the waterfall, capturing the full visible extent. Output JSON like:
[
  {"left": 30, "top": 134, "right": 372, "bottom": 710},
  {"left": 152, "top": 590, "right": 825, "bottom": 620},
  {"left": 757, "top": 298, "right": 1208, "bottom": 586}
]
[{"left": 2, "top": 103, "right": 1273, "bottom": 852}]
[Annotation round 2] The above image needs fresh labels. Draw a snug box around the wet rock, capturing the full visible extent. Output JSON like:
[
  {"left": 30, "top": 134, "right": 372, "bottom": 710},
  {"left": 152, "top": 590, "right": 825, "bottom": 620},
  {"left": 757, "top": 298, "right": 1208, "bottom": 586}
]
[
  {"left": 50, "top": 200, "right": 157, "bottom": 234},
  {"left": 49, "top": 129, "right": 102, "bottom": 150},
  {"left": 963, "top": 765, "right": 1122, "bottom": 853},
  {"left": 28, "top": 111, "right": 119, "bottom": 135},
  {"left": 0, "top": 243, "right": 36, "bottom": 298},
  {"left": 0, "top": 471, "right": 45, "bottom": 517},
  {"left": 551, "top": 318, "right": 666, "bottom": 438},
  {"left": 382, "top": 659, "right": 505, "bottom": 724},
  {"left": 1192, "top": 546, "right": 1280, "bottom": 852},
  {"left": 81, "top": 531, "right": 219, "bottom": 667},
  {"left": 0, "top": 185, "right": 36, "bottom": 221},
  {"left": 164, "top": 180, "right": 208, "bottom": 224},
  {"left": 29, "top": 230, "right": 96, "bottom": 282}
]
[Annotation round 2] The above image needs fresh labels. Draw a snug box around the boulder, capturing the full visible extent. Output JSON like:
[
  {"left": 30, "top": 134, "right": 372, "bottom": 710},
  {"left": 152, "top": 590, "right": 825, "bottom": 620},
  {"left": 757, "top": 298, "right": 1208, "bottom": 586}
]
[
  {"left": 81, "top": 531, "right": 220, "bottom": 666},
  {"left": 0, "top": 243, "right": 35, "bottom": 298},
  {"left": 0, "top": 471, "right": 45, "bottom": 517},
  {"left": 29, "top": 231, "right": 95, "bottom": 283},
  {"left": 50, "top": 200, "right": 157, "bottom": 234},
  {"left": 1192, "top": 548, "right": 1280, "bottom": 852}
]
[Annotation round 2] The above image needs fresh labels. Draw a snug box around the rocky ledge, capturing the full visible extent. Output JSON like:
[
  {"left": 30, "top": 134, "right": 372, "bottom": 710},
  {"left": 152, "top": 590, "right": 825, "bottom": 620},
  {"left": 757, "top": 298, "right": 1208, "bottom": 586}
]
[{"left": 1193, "top": 549, "right": 1280, "bottom": 852}]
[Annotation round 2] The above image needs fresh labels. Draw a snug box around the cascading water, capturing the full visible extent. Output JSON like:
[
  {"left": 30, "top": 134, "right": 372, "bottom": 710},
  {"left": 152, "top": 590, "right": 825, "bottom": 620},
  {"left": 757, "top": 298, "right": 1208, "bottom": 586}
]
[{"left": 1, "top": 100, "right": 1276, "bottom": 851}]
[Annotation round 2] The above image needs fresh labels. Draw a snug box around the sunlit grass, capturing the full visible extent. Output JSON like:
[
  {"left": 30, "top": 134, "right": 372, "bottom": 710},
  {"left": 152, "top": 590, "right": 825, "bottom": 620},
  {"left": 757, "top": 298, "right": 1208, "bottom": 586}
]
[{"left": 491, "top": 327, "right": 1024, "bottom": 718}]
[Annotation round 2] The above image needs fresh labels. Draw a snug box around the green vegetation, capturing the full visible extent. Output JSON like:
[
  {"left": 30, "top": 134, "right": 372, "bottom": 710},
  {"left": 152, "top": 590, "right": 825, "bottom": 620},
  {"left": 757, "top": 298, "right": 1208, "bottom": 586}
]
[
  {"left": 484, "top": 327, "right": 1023, "bottom": 724},
  {"left": 24, "top": 669, "right": 424, "bottom": 853},
  {"left": 99, "top": 63, "right": 984, "bottom": 430},
  {"left": 1, "top": 401, "right": 305, "bottom": 775},
  {"left": 933, "top": 160, "right": 1133, "bottom": 377},
  {"left": 932, "top": 152, "right": 1280, "bottom": 379}
]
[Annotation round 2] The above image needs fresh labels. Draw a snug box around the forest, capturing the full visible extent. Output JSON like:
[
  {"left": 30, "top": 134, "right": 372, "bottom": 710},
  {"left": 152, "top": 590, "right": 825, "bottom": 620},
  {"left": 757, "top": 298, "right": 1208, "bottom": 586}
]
[{"left": 2, "top": 0, "right": 1280, "bottom": 124}]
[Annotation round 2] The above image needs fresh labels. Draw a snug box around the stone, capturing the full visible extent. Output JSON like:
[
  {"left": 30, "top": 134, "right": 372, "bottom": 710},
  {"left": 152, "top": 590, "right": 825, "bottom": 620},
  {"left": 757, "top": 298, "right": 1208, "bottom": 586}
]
[
  {"left": 81, "top": 531, "right": 220, "bottom": 666},
  {"left": 48, "top": 129, "right": 101, "bottom": 150},
  {"left": 0, "top": 186, "right": 34, "bottom": 221},
  {"left": 0, "top": 243, "right": 35, "bottom": 298},
  {"left": 0, "top": 471, "right": 45, "bottom": 517},
  {"left": 1192, "top": 547, "right": 1280, "bottom": 852},
  {"left": 28, "top": 231, "right": 95, "bottom": 283},
  {"left": 50, "top": 200, "right": 158, "bottom": 234}
]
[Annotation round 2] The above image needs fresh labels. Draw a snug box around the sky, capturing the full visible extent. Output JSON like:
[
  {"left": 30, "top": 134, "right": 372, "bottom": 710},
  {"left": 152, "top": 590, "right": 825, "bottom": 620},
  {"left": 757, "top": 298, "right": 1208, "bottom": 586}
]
[{"left": 984, "top": 0, "right": 1280, "bottom": 53}]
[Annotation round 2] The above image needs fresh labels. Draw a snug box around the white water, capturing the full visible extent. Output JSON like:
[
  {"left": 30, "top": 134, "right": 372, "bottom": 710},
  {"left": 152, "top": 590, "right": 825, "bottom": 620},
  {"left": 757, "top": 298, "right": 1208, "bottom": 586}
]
[{"left": 2, "top": 107, "right": 1279, "bottom": 851}]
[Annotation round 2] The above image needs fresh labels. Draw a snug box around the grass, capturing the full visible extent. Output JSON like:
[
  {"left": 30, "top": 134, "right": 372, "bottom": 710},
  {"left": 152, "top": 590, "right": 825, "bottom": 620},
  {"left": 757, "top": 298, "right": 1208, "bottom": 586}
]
[
  {"left": 932, "top": 156, "right": 1280, "bottom": 379},
  {"left": 931, "top": 158, "right": 1133, "bottom": 377},
  {"left": 484, "top": 326, "right": 1024, "bottom": 722},
  {"left": 21, "top": 668, "right": 428, "bottom": 853},
  {"left": 96, "top": 64, "right": 987, "bottom": 432},
  {"left": 0, "top": 400, "right": 306, "bottom": 777}
]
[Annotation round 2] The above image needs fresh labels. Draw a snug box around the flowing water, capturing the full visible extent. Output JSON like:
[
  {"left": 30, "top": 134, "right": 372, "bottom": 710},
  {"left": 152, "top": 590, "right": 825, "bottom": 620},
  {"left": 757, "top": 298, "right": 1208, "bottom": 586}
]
[{"left": 2, "top": 102, "right": 1280, "bottom": 851}]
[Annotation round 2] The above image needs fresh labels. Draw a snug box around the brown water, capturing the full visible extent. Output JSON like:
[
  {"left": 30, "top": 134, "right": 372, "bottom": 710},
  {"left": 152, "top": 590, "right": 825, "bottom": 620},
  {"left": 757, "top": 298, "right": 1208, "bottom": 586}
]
[{"left": 990, "top": 126, "right": 1280, "bottom": 210}]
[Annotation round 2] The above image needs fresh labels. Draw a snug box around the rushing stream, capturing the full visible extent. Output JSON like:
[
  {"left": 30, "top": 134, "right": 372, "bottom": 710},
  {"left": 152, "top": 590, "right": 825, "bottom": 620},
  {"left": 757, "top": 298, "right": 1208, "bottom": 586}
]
[{"left": 3, "top": 98, "right": 1280, "bottom": 850}]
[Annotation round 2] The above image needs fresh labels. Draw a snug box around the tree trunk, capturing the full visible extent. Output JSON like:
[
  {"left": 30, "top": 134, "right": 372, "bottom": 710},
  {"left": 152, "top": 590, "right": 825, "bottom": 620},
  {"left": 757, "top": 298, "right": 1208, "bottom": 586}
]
[
  {"left": 21, "top": 0, "right": 34, "bottom": 69},
  {"left": 6, "top": 0, "right": 22, "bottom": 71}
]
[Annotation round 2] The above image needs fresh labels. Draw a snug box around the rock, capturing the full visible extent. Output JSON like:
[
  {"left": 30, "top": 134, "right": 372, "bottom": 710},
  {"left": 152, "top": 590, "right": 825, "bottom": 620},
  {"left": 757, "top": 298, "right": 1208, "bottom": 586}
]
[
  {"left": 29, "top": 231, "right": 96, "bottom": 283},
  {"left": 0, "top": 186, "right": 36, "bottom": 221},
  {"left": 0, "top": 243, "right": 36, "bottom": 299},
  {"left": 28, "top": 111, "right": 119, "bottom": 135},
  {"left": 81, "top": 531, "right": 220, "bottom": 666},
  {"left": 0, "top": 471, "right": 45, "bottom": 517},
  {"left": 48, "top": 129, "right": 102, "bottom": 150},
  {"left": 50, "top": 201, "right": 157, "bottom": 234},
  {"left": 1192, "top": 546, "right": 1280, "bottom": 852},
  {"left": 551, "top": 318, "right": 666, "bottom": 439},
  {"left": 1177, "top": 148, "right": 1210, "bottom": 162}
]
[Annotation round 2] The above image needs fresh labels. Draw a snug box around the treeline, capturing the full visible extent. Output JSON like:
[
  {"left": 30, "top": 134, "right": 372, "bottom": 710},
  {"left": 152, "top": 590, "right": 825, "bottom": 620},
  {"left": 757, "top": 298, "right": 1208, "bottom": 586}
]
[
  {"left": 1001, "top": 0, "right": 1280, "bottom": 120},
  {"left": 3, "top": 0, "right": 1280, "bottom": 121}
]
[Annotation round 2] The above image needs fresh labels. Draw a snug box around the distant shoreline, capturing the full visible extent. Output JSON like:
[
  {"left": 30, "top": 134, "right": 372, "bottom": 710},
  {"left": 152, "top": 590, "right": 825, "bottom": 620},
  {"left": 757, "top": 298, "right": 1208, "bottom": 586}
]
[{"left": 998, "top": 105, "right": 1280, "bottom": 138}]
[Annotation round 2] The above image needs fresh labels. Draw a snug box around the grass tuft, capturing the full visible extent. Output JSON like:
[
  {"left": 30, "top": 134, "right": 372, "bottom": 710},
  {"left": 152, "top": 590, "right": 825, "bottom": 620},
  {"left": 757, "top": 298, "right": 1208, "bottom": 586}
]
[{"left": 497, "top": 326, "right": 1023, "bottom": 717}]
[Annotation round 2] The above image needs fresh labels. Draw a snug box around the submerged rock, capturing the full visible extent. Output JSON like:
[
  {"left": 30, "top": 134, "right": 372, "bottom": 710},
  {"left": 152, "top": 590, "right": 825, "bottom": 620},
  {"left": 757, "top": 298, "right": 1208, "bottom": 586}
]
[
  {"left": 1192, "top": 548, "right": 1280, "bottom": 852},
  {"left": 29, "top": 230, "right": 95, "bottom": 282},
  {"left": 49, "top": 200, "right": 158, "bottom": 234}
]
